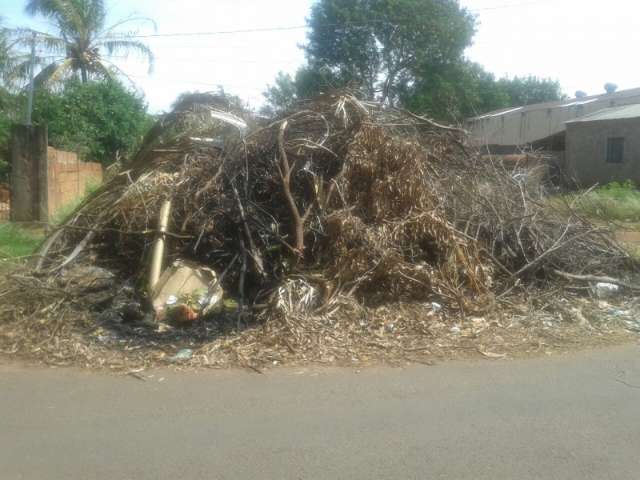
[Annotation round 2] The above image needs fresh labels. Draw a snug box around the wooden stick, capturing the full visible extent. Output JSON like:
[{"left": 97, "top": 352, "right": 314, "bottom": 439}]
[
  {"left": 36, "top": 228, "right": 65, "bottom": 271},
  {"left": 55, "top": 229, "right": 96, "bottom": 271},
  {"left": 553, "top": 270, "right": 640, "bottom": 291},
  {"left": 148, "top": 199, "right": 172, "bottom": 294},
  {"left": 277, "top": 120, "right": 305, "bottom": 257}
]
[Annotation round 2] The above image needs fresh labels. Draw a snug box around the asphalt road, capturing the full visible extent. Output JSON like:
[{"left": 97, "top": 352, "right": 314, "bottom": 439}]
[{"left": 1, "top": 344, "right": 640, "bottom": 479}]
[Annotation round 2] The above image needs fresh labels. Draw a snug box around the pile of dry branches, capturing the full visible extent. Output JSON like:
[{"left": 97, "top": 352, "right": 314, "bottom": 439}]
[{"left": 2, "top": 91, "right": 637, "bottom": 366}]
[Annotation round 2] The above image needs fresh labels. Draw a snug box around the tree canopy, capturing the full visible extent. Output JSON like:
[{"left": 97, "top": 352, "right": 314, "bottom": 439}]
[
  {"left": 263, "top": 0, "right": 565, "bottom": 121},
  {"left": 31, "top": 79, "right": 152, "bottom": 165},
  {"left": 304, "top": 0, "right": 476, "bottom": 105}
]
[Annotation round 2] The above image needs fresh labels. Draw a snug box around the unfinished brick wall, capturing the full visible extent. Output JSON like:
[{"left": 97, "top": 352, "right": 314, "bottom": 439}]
[{"left": 47, "top": 147, "right": 103, "bottom": 218}]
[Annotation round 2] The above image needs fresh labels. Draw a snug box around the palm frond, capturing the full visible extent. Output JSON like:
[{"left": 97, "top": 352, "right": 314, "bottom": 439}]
[
  {"left": 6, "top": 28, "right": 67, "bottom": 55},
  {"left": 31, "top": 59, "right": 73, "bottom": 87},
  {"left": 98, "top": 39, "right": 154, "bottom": 73},
  {"left": 101, "top": 15, "right": 156, "bottom": 39},
  {"left": 95, "top": 57, "right": 134, "bottom": 85}
]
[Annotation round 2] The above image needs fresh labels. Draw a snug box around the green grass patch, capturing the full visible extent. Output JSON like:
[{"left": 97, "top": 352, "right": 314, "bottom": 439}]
[
  {"left": 561, "top": 181, "right": 640, "bottom": 223},
  {"left": 0, "top": 223, "right": 45, "bottom": 260}
]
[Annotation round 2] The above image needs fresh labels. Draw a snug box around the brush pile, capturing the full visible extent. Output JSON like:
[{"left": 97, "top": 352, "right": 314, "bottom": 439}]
[{"left": 1, "top": 91, "right": 637, "bottom": 367}]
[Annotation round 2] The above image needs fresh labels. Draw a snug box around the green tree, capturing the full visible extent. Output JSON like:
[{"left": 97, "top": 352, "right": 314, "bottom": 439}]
[
  {"left": 0, "top": 88, "right": 21, "bottom": 182},
  {"left": 263, "top": 1, "right": 564, "bottom": 121},
  {"left": 32, "top": 79, "right": 152, "bottom": 165},
  {"left": 495, "top": 76, "right": 564, "bottom": 107},
  {"left": 262, "top": 67, "right": 342, "bottom": 115},
  {"left": 304, "top": 0, "right": 476, "bottom": 105},
  {"left": 9, "top": 0, "right": 153, "bottom": 86},
  {"left": 403, "top": 67, "right": 564, "bottom": 120}
]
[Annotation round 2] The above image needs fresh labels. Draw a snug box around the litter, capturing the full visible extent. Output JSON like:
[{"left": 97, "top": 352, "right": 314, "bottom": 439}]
[
  {"left": 169, "top": 348, "right": 193, "bottom": 362},
  {"left": 152, "top": 260, "right": 224, "bottom": 323},
  {"left": 595, "top": 282, "right": 620, "bottom": 298}
]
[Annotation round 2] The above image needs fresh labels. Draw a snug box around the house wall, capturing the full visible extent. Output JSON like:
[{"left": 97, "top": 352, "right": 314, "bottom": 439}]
[
  {"left": 467, "top": 88, "right": 640, "bottom": 148},
  {"left": 565, "top": 117, "right": 640, "bottom": 186}
]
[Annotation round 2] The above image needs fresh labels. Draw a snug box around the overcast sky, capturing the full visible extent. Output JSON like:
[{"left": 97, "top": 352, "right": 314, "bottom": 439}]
[{"left": 2, "top": 0, "right": 639, "bottom": 113}]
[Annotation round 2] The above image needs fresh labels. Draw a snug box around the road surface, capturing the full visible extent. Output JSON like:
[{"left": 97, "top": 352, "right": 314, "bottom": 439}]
[{"left": 1, "top": 344, "right": 640, "bottom": 479}]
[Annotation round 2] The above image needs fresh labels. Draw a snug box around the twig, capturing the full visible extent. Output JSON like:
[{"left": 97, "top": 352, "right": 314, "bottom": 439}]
[
  {"left": 231, "top": 182, "right": 266, "bottom": 278},
  {"left": 553, "top": 270, "right": 640, "bottom": 291}
]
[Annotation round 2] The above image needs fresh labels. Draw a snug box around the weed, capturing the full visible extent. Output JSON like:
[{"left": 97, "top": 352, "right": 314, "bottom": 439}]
[
  {"left": 0, "top": 223, "right": 44, "bottom": 259},
  {"left": 568, "top": 181, "right": 640, "bottom": 222}
]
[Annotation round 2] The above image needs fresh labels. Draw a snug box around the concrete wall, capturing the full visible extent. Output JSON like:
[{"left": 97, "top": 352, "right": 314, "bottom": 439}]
[
  {"left": 565, "top": 117, "right": 640, "bottom": 186},
  {"left": 10, "top": 125, "right": 103, "bottom": 222},
  {"left": 10, "top": 125, "right": 48, "bottom": 222}
]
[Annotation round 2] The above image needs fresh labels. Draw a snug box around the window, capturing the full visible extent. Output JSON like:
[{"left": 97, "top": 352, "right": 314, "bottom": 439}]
[{"left": 606, "top": 137, "right": 625, "bottom": 163}]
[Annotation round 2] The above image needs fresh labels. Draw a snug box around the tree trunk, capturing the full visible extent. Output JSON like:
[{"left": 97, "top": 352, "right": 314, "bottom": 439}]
[{"left": 80, "top": 66, "right": 88, "bottom": 83}]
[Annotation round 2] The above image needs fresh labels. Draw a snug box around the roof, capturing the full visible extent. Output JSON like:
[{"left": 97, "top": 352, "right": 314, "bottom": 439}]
[
  {"left": 565, "top": 104, "right": 640, "bottom": 123},
  {"left": 465, "top": 87, "right": 640, "bottom": 147},
  {"left": 470, "top": 87, "right": 640, "bottom": 121}
]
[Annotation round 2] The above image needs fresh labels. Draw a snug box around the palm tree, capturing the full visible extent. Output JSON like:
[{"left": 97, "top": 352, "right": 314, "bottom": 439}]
[
  {"left": 0, "top": 17, "right": 13, "bottom": 82},
  {"left": 9, "top": 0, "right": 154, "bottom": 86}
]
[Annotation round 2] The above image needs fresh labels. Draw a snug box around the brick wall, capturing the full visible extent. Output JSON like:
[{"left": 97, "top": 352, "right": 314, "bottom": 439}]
[{"left": 46, "top": 147, "right": 103, "bottom": 218}]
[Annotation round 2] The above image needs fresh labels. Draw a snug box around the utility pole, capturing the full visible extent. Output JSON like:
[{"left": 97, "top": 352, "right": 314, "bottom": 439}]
[{"left": 25, "top": 31, "right": 36, "bottom": 126}]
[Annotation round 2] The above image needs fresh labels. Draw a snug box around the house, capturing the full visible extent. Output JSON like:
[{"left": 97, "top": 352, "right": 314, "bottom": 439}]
[
  {"left": 466, "top": 87, "right": 640, "bottom": 154},
  {"left": 565, "top": 104, "right": 640, "bottom": 186}
]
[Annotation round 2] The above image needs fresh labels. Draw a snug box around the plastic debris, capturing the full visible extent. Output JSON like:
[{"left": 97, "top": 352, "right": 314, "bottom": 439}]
[
  {"left": 165, "top": 295, "right": 178, "bottom": 306},
  {"left": 169, "top": 348, "right": 193, "bottom": 362},
  {"left": 431, "top": 302, "right": 442, "bottom": 313},
  {"left": 152, "top": 260, "right": 224, "bottom": 323},
  {"left": 594, "top": 282, "right": 620, "bottom": 298}
]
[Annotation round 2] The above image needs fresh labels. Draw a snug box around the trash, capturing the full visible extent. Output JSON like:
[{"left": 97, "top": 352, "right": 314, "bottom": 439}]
[
  {"left": 169, "top": 348, "right": 193, "bottom": 362},
  {"left": 431, "top": 302, "right": 442, "bottom": 313},
  {"left": 450, "top": 325, "right": 461, "bottom": 334},
  {"left": 152, "top": 260, "right": 224, "bottom": 323},
  {"left": 594, "top": 282, "right": 620, "bottom": 298},
  {"left": 165, "top": 295, "right": 178, "bottom": 306}
]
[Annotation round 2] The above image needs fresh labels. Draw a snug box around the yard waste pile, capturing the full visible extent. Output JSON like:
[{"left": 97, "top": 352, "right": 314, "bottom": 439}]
[{"left": 1, "top": 92, "right": 638, "bottom": 368}]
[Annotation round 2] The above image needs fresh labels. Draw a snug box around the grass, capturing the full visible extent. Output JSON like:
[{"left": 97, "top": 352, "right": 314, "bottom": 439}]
[
  {"left": 560, "top": 181, "right": 640, "bottom": 223},
  {"left": 0, "top": 223, "right": 45, "bottom": 260}
]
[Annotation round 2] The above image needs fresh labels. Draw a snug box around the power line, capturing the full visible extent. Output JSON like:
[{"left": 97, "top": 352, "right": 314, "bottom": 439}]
[{"left": 103, "top": 2, "right": 553, "bottom": 40}]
